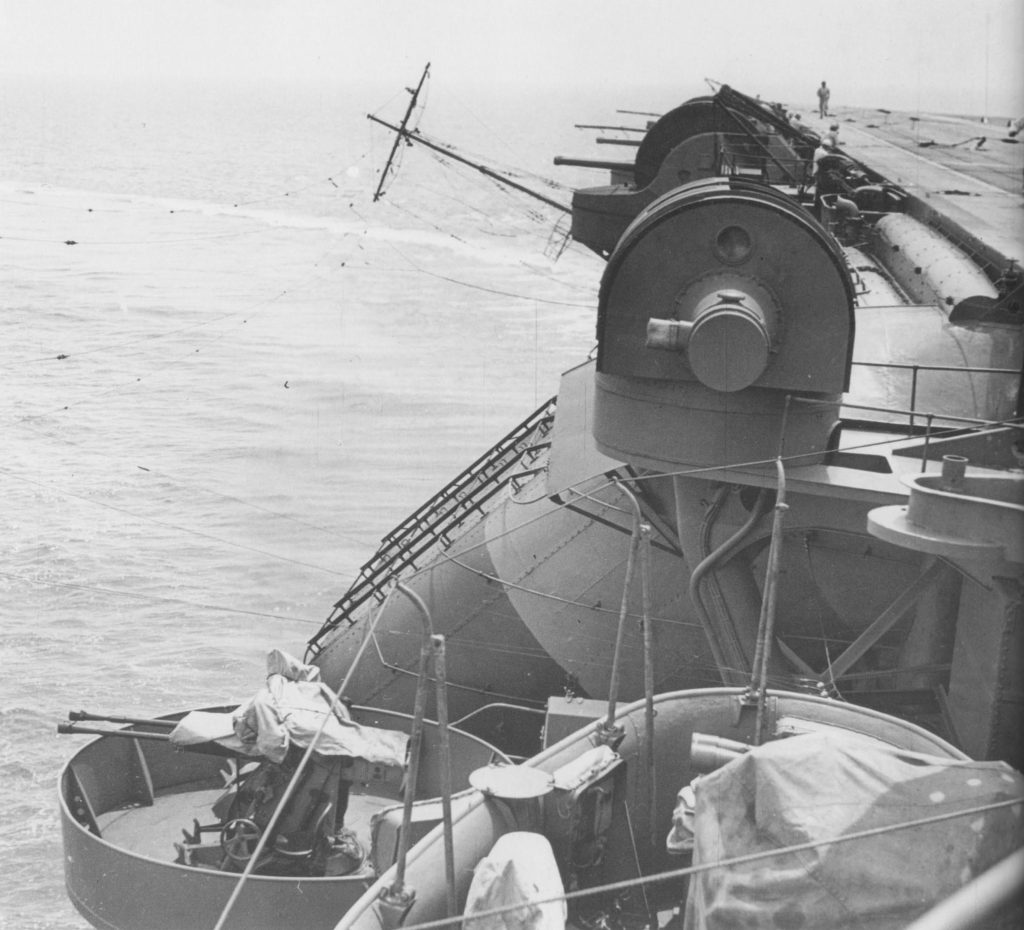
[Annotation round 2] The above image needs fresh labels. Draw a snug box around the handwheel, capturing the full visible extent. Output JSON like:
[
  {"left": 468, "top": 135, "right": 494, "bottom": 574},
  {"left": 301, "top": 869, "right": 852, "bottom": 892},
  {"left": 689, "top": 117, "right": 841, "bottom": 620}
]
[{"left": 220, "top": 817, "right": 262, "bottom": 863}]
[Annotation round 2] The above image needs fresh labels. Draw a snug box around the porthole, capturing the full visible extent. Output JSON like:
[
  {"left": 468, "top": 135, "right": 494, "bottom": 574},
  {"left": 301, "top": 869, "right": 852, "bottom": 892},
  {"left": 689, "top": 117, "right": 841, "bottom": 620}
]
[{"left": 714, "top": 225, "right": 752, "bottom": 264}]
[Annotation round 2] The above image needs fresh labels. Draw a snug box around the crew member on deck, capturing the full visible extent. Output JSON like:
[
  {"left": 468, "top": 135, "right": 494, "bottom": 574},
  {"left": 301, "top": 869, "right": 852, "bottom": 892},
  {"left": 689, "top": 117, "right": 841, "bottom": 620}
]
[
  {"left": 817, "top": 81, "right": 831, "bottom": 118},
  {"left": 811, "top": 142, "right": 833, "bottom": 183}
]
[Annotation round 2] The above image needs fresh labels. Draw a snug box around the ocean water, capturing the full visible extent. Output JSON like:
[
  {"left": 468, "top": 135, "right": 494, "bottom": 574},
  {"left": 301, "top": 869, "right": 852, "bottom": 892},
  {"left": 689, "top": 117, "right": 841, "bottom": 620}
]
[{"left": 0, "top": 74, "right": 627, "bottom": 929}]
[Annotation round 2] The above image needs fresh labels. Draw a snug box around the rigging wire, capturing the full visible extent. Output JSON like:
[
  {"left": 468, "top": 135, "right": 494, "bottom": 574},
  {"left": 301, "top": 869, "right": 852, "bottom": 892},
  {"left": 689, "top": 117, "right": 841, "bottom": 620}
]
[
  {"left": 0, "top": 134, "right": 367, "bottom": 215},
  {"left": 411, "top": 145, "right": 586, "bottom": 257},
  {"left": 358, "top": 196, "right": 595, "bottom": 308},
  {"left": 443, "top": 86, "right": 539, "bottom": 166},
  {"left": 3, "top": 246, "right": 344, "bottom": 417},
  {"left": 0, "top": 226, "right": 274, "bottom": 248},
  {"left": 0, "top": 569, "right": 322, "bottom": 626},
  {"left": 3, "top": 105, "right": 592, "bottom": 380},
  {"left": 361, "top": 614, "right": 774, "bottom": 695},
  {"left": 416, "top": 127, "right": 577, "bottom": 196},
  {"left": 366, "top": 112, "right": 572, "bottom": 218},
  {"left": 364, "top": 623, "right": 837, "bottom": 693},
  {"left": 372, "top": 797, "right": 1024, "bottom": 930},
  {"left": 313, "top": 414, "right": 1021, "bottom": 678},
  {"left": 12, "top": 85, "right": 1019, "bottom": 669},
  {"left": 802, "top": 533, "right": 842, "bottom": 695},
  {"left": 392, "top": 171, "right": 509, "bottom": 224},
  {"left": 370, "top": 618, "right": 951, "bottom": 689},
  {"left": 228, "top": 153, "right": 370, "bottom": 207},
  {"left": 0, "top": 465, "right": 349, "bottom": 578},
  {"left": 14, "top": 414, "right": 1001, "bottom": 679},
  {"left": 7, "top": 418, "right": 370, "bottom": 545},
  {"left": 2, "top": 80, "right": 612, "bottom": 646},
  {"left": 372, "top": 628, "right": 556, "bottom": 664},
  {"left": 354, "top": 253, "right": 596, "bottom": 303},
  {"left": 360, "top": 538, "right": 949, "bottom": 689},
  {"left": 383, "top": 415, "right": 1009, "bottom": 595},
  {"left": 4, "top": 180, "right": 599, "bottom": 629},
  {"left": 445, "top": 555, "right": 703, "bottom": 631},
  {"left": 375, "top": 196, "right": 469, "bottom": 244},
  {"left": 1, "top": 226, "right": 345, "bottom": 373},
  {"left": 351, "top": 519, "right": 967, "bottom": 688},
  {"left": 358, "top": 188, "right": 594, "bottom": 298},
  {"left": 2, "top": 308, "right": 244, "bottom": 367},
  {"left": 375, "top": 255, "right": 592, "bottom": 308}
]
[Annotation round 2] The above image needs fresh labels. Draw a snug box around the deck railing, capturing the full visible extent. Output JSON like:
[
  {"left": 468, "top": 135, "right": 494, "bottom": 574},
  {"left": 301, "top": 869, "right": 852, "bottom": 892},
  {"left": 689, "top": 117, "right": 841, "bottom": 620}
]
[{"left": 848, "top": 359, "right": 1020, "bottom": 433}]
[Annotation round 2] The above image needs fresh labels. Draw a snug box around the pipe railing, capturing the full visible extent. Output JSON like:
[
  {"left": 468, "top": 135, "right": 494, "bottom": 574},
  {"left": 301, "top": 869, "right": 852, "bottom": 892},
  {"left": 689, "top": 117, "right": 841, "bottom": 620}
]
[{"left": 849, "top": 359, "right": 1019, "bottom": 434}]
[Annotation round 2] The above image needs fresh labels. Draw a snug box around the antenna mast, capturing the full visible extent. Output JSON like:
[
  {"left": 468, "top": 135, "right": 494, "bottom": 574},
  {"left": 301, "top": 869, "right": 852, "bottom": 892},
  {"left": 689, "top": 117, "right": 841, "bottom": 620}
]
[{"left": 372, "top": 62, "right": 431, "bottom": 202}]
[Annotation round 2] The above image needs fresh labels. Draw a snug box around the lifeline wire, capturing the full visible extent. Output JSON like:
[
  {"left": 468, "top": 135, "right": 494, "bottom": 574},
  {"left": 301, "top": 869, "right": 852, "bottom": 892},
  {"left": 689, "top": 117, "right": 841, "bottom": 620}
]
[
  {"left": 0, "top": 569, "right": 322, "bottom": 626},
  {"left": 355, "top": 797, "right": 1024, "bottom": 930},
  {"left": 4, "top": 241, "right": 342, "bottom": 374},
  {"left": 367, "top": 412, "right": 1010, "bottom": 596},
  {"left": 7, "top": 421, "right": 368, "bottom": 545},
  {"left": 314, "top": 413, "right": 1022, "bottom": 676},
  {"left": 0, "top": 466, "right": 348, "bottom": 578}
]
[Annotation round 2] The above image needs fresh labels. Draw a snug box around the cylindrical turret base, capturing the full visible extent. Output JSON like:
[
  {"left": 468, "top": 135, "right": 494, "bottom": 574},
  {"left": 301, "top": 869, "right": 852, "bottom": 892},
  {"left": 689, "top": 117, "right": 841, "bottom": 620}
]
[{"left": 593, "top": 372, "right": 839, "bottom": 471}]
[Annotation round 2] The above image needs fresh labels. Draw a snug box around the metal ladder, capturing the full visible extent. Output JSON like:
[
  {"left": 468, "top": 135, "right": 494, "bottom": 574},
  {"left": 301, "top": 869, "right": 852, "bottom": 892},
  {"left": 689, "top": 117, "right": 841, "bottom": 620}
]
[{"left": 306, "top": 396, "right": 557, "bottom": 657}]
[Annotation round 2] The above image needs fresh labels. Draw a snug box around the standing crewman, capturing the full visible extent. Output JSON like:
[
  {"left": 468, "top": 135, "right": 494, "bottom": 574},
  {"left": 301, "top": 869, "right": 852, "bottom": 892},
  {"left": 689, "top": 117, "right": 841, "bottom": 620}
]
[{"left": 817, "top": 81, "right": 831, "bottom": 119}]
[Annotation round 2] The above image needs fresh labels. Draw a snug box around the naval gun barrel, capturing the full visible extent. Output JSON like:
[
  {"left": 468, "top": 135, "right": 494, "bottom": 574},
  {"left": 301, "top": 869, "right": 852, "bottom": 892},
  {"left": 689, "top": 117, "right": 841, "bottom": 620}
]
[
  {"left": 57, "top": 712, "right": 239, "bottom": 757},
  {"left": 553, "top": 155, "right": 634, "bottom": 171},
  {"left": 68, "top": 709, "right": 177, "bottom": 728},
  {"left": 58, "top": 722, "right": 172, "bottom": 741},
  {"left": 58, "top": 721, "right": 239, "bottom": 753},
  {"left": 575, "top": 123, "right": 646, "bottom": 133}
]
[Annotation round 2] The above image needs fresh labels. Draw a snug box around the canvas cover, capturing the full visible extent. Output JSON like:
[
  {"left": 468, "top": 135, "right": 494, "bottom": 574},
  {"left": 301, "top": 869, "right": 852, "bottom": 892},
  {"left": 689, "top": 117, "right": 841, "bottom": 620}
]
[
  {"left": 682, "top": 731, "right": 1024, "bottom": 930},
  {"left": 464, "top": 831, "right": 566, "bottom": 930},
  {"left": 169, "top": 649, "right": 408, "bottom": 766}
]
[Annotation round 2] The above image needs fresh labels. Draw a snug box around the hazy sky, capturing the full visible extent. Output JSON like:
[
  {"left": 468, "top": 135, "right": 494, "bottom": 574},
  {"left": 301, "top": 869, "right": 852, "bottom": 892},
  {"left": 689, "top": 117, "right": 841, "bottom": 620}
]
[{"left": 2, "top": 0, "right": 1022, "bottom": 115}]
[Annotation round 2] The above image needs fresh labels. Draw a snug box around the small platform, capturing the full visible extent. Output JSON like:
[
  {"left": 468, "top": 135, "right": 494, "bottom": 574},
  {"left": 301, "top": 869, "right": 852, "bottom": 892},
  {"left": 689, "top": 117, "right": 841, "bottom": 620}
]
[{"left": 98, "top": 784, "right": 396, "bottom": 866}]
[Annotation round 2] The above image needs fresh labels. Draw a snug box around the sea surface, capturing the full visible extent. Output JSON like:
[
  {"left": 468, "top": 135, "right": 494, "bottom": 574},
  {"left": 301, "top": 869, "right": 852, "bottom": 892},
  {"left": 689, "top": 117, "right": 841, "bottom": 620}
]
[{"left": 0, "top": 73, "right": 658, "bottom": 929}]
